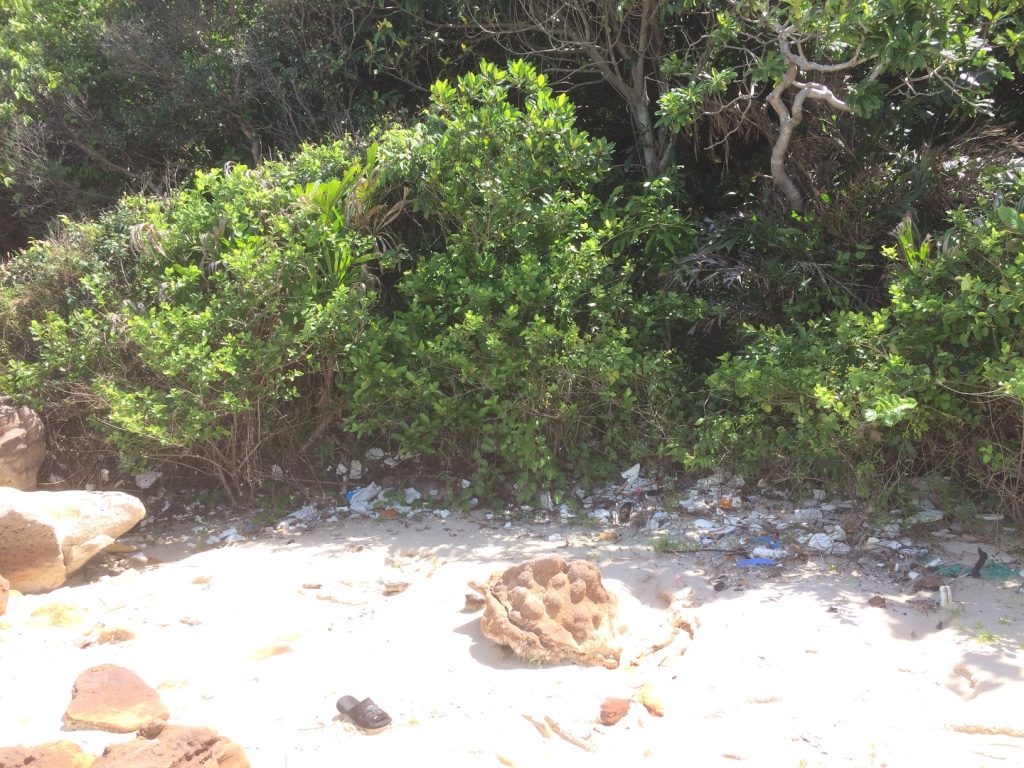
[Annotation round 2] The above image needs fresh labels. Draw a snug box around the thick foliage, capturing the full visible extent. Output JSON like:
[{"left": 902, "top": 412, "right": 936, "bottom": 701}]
[
  {"left": 1, "top": 61, "right": 698, "bottom": 500},
  {"left": 693, "top": 165, "right": 1024, "bottom": 520},
  {"left": 346, "top": 61, "right": 695, "bottom": 495},
  {"left": 1, "top": 140, "right": 375, "bottom": 499}
]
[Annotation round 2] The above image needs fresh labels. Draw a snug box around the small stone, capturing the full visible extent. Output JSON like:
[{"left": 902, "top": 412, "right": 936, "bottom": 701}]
[
  {"left": 547, "top": 533, "right": 564, "bottom": 542},
  {"left": 269, "top": 465, "right": 285, "bottom": 481},
  {"left": 138, "top": 718, "right": 167, "bottom": 739},
  {"left": 335, "top": 462, "right": 347, "bottom": 476},
  {"left": 434, "top": 508, "right": 451, "bottom": 519},
  {"left": 599, "top": 697, "right": 630, "bottom": 725},
  {"left": 134, "top": 470, "right": 163, "bottom": 490},
  {"left": 867, "top": 595, "right": 886, "bottom": 608},
  {"left": 404, "top": 487, "right": 422, "bottom": 505},
  {"left": 463, "top": 593, "right": 485, "bottom": 612},
  {"left": 383, "top": 581, "right": 409, "bottom": 596}
]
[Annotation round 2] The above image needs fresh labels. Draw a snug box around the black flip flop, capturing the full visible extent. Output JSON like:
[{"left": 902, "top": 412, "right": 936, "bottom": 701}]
[{"left": 336, "top": 695, "right": 392, "bottom": 731}]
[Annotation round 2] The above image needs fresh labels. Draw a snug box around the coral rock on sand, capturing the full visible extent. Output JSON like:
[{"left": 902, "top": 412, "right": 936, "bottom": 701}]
[{"left": 478, "top": 555, "right": 621, "bottom": 668}]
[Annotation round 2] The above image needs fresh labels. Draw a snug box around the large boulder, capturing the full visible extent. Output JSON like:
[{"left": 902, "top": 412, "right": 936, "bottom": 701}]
[
  {"left": 478, "top": 555, "right": 621, "bottom": 668},
  {"left": 64, "top": 665, "right": 169, "bottom": 733},
  {"left": 91, "top": 726, "right": 249, "bottom": 768},
  {"left": 0, "top": 400, "right": 46, "bottom": 490},
  {"left": 0, "top": 489, "right": 146, "bottom": 593}
]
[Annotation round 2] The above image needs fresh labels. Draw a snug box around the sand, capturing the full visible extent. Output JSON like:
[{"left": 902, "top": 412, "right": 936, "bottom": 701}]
[{"left": 1, "top": 515, "right": 1022, "bottom": 767}]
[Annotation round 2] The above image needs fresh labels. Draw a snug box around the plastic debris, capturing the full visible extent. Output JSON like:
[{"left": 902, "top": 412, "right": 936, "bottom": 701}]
[
  {"left": 349, "top": 483, "right": 382, "bottom": 505},
  {"left": 348, "top": 460, "right": 363, "bottom": 480},
  {"left": 807, "top": 533, "right": 834, "bottom": 551},
  {"left": 538, "top": 491, "right": 553, "bottom": 510},
  {"left": 938, "top": 585, "right": 953, "bottom": 607},
  {"left": 736, "top": 558, "right": 778, "bottom": 567},
  {"left": 621, "top": 463, "right": 641, "bottom": 484},
  {"left": 134, "top": 470, "right": 163, "bottom": 490},
  {"left": 404, "top": 487, "right": 422, "bottom": 505},
  {"left": 365, "top": 447, "right": 385, "bottom": 461},
  {"left": 751, "top": 546, "right": 787, "bottom": 559}
]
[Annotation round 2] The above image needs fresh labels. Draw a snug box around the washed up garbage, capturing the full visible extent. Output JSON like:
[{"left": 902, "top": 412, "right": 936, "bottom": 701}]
[
  {"left": 348, "top": 483, "right": 382, "bottom": 505},
  {"left": 937, "top": 556, "right": 1018, "bottom": 582},
  {"left": 751, "top": 546, "right": 788, "bottom": 559},
  {"left": 135, "top": 470, "right": 163, "bottom": 490},
  {"left": 287, "top": 504, "right": 318, "bottom": 522},
  {"left": 621, "top": 463, "right": 641, "bottom": 484},
  {"left": 736, "top": 557, "right": 778, "bottom": 568},
  {"left": 807, "top": 533, "right": 834, "bottom": 551},
  {"left": 404, "top": 487, "right": 422, "bottom": 505},
  {"left": 908, "top": 507, "right": 944, "bottom": 525},
  {"left": 366, "top": 447, "right": 385, "bottom": 461}
]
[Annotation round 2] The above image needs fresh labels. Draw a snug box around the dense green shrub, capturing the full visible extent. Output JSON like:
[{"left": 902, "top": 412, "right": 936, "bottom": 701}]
[
  {"left": 693, "top": 164, "right": 1024, "bottom": 519},
  {"left": 1, "top": 140, "right": 375, "bottom": 499},
  {"left": 344, "top": 61, "right": 697, "bottom": 495},
  {"left": 1, "top": 61, "right": 701, "bottom": 500}
]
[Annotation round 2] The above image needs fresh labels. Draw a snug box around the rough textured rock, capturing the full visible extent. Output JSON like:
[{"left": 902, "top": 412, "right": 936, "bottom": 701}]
[
  {"left": 0, "top": 401, "right": 46, "bottom": 490},
  {"left": 0, "top": 572, "right": 8, "bottom": 616},
  {"left": 0, "top": 488, "right": 146, "bottom": 593},
  {"left": 91, "top": 726, "right": 249, "bottom": 768},
  {"left": 0, "top": 740, "right": 95, "bottom": 768},
  {"left": 599, "top": 697, "right": 630, "bottom": 726},
  {"left": 478, "top": 555, "right": 620, "bottom": 668},
  {"left": 64, "top": 665, "right": 169, "bottom": 733}
]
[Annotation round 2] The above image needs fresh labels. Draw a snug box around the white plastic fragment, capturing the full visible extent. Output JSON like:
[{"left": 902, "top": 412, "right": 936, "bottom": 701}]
[
  {"left": 366, "top": 447, "right": 385, "bottom": 461},
  {"left": 538, "top": 491, "right": 553, "bottom": 510},
  {"left": 335, "top": 462, "right": 348, "bottom": 476},
  {"left": 621, "top": 463, "right": 641, "bottom": 483},
  {"left": 548, "top": 533, "right": 564, "bottom": 542},
  {"left": 434, "top": 508, "right": 451, "bottom": 519},
  {"left": 795, "top": 508, "right": 823, "bottom": 521},
  {"left": 270, "top": 465, "right": 285, "bottom": 481},
  {"left": 938, "top": 585, "right": 953, "bottom": 607},
  {"left": 287, "top": 504, "right": 318, "bottom": 521},
  {"left": 808, "top": 533, "right": 834, "bottom": 551},
  {"left": 349, "top": 483, "right": 382, "bottom": 504},
  {"left": 348, "top": 460, "right": 363, "bottom": 479},
  {"left": 752, "top": 546, "right": 787, "bottom": 559},
  {"left": 404, "top": 487, "right": 422, "bottom": 505},
  {"left": 135, "top": 470, "right": 163, "bottom": 490}
]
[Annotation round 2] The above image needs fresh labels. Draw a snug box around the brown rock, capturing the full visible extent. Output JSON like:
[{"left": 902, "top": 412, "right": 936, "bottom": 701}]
[
  {"left": 599, "top": 697, "right": 630, "bottom": 725},
  {"left": 64, "top": 665, "right": 169, "bottom": 733},
  {"left": 479, "top": 555, "right": 620, "bottom": 668},
  {"left": 0, "top": 740, "right": 95, "bottom": 768},
  {"left": 0, "top": 572, "right": 8, "bottom": 616},
  {"left": 0, "top": 402, "right": 46, "bottom": 490},
  {"left": 0, "top": 488, "right": 146, "bottom": 593},
  {"left": 91, "top": 725, "right": 248, "bottom": 768}
]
